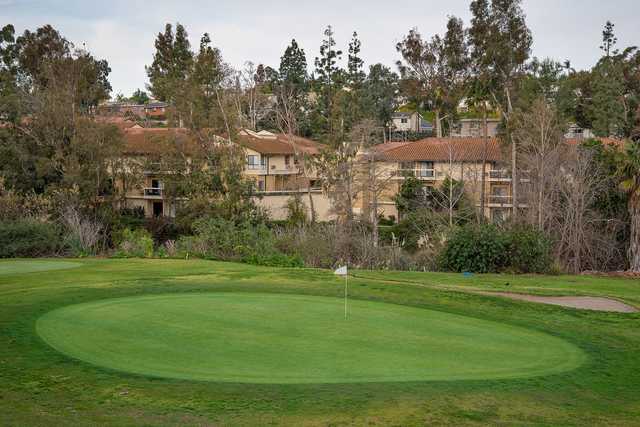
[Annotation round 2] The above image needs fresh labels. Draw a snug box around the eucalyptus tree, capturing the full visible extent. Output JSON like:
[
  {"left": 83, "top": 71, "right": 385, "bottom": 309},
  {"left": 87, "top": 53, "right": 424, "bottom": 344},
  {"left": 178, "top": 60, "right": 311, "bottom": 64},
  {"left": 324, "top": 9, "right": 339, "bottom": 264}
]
[
  {"left": 396, "top": 16, "right": 469, "bottom": 138},
  {"left": 469, "top": 0, "right": 532, "bottom": 219}
]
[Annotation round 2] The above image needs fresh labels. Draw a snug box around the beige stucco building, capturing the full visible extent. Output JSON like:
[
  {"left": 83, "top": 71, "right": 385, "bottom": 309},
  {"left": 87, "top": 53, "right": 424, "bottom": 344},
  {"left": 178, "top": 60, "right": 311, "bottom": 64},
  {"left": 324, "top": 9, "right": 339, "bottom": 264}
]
[
  {"left": 356, "top": 137, "right": 523, "bottom": 223},
  {"left": 117, "top": 127, "right": 336, "bottom": 221}
]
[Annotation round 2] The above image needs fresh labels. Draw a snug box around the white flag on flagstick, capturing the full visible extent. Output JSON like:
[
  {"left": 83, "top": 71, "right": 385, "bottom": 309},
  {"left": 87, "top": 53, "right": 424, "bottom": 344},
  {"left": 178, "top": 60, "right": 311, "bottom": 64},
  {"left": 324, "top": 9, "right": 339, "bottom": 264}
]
[{"left": 334, "top": 265, "right": 348, "bottom": 276}]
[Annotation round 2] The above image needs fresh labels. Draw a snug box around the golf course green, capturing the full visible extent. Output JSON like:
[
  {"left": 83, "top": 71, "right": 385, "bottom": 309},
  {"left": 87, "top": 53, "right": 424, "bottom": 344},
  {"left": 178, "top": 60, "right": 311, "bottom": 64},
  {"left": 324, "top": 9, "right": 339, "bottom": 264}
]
[
  {"left": 3, "top": 259, "right": 640, "bottom": 425},
  {"left": 36, "top": 292, "right": 584, "bottom": 383}
]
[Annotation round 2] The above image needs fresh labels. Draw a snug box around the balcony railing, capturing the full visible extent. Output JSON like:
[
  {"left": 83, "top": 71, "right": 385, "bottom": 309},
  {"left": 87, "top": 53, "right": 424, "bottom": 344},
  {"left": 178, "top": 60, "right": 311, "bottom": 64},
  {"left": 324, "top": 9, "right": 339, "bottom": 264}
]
[
  {"left": 245, "top": 164, "right": 267, "bottom": 174},
  {"left": 143, "top": 187, "right": 163, "bottom": 197},
  {"left": 394, "top": 169, "right": 436, "bottom": 180},
  {"left": 487, "top": 195, "right": 512, "bottom": 205},
  {"left": 269, "top": 166, "right": 300, "bottom": 175},
  {"left": 487, "top": 170, "right": 530, "bottom": 182}
]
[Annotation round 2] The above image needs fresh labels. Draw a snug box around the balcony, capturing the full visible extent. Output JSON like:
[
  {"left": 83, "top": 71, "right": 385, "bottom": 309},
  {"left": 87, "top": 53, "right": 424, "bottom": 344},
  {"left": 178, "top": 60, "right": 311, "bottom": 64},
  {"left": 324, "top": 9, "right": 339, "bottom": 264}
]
[
  {"left": 487, "top": 195, "right": 512, "bottom": 205},
  {"left": 143, "top": 187, "right": 163, "bottom": 198},
  {"left": 393, "top": 169, "right": 436, "bottom": 180},
  {"left": 487, "top": 170, "right": 530, "bottom": 182},
  {"left": 485, "top": 195, "right": 529, "bottom": 208},
  {"left": 269, "top": 166, "right": 300, "bottom": 175},
  {"left": 245, "top": 164, "right": 267, "bottom": 175}
]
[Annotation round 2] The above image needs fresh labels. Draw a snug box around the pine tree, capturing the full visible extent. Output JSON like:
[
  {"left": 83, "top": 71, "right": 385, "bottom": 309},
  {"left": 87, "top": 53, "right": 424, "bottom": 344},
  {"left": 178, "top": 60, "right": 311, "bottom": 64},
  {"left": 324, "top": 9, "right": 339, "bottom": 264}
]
[
  {"left": 146, "top": 23, "right": 194, "bottom": 103},
  {"left": 347, "top": 32, "right": 365, "bottom": 87},
  {"left": 279, "top": 39, "right": 307, "bottom": 89}
]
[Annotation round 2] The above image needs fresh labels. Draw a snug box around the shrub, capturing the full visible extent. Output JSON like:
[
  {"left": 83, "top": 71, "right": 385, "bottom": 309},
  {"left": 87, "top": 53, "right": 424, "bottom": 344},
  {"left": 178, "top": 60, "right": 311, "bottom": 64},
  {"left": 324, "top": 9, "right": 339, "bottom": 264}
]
[
  {"left": 62, "top": 207, "right": 104, "bottom": 256},
  {"left": 439, "top": 224, "right": 509, "bottom": 273},
  {"left": 504, "top": 226, "right": 552, "bottom": 274},
  {"left": 439, "top": 224, "right": 553, "bottom": 274},
  {"left": 178, "top": 217, "right": 300, "bottom": 267},
  {"left": 114, "top": 228, "right": 154, "bottom": 258},
  {"left": 0, "top": 220, "right": 61, "bottom": 258}
]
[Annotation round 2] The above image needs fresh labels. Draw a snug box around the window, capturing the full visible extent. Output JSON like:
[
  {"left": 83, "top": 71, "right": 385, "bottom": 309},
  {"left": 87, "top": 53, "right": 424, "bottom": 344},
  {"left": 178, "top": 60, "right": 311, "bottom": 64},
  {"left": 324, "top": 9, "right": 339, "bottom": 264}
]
[
  {"left": 401, "top": 118, "right": 408, "bottom": 124},
  {"left": 258, "top": 180, "right": 265, "bottom": 191},
  {"left": 285, "top": 155, "right": 291, "bottom": 166},
  {"left": 247, "top": 155, "right": 263, "bottom": 170},
  {"left": 417, "top": 161, "right": 434, "bottom": 177}
]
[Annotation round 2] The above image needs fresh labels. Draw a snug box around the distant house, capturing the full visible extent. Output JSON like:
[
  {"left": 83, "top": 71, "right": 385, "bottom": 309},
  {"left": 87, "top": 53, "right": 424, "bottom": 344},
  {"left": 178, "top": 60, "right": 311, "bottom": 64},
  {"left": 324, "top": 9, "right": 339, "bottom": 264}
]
[
  {"left": 391, "top": 112, "right": 434, "bottom": 133},
  {"left": 564, "top": 124, "right": 595, "bottom": 140},
  {"left": 99, "top": 102, "right": 146, "bottom": 117},
  {"left": 451, "top": 118, "right": 501, "bottom": 138},
  {"left": 144, "top": 102, "right": 169, "bottom": 118}
]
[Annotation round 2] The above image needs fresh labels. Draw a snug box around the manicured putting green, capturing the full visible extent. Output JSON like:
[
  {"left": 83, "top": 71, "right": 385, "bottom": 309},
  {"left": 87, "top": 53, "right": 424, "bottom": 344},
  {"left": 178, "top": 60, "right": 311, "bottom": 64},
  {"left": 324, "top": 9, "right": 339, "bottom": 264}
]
[
  {"left": 37, "top": 293, "right": 585, "bottom": 384},
  {"left": 0, "top": 260, "right": 82, "bottom": 276}
]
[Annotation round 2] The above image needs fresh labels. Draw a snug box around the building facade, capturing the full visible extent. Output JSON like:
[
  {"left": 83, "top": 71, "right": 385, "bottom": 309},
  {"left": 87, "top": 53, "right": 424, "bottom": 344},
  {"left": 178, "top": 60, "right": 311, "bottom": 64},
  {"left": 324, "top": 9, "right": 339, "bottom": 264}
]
[
  {"left": 117, "top": 128, "right": 335, "bottom": 221},
  {"left": 355, "top": 137, "right": 525, "bottom": 223}
]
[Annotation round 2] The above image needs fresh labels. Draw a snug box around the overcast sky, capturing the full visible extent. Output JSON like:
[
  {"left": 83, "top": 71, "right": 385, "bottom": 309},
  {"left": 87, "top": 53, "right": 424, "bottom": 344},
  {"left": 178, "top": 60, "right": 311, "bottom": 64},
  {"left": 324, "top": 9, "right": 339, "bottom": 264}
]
[{"left": 3, "top": 0, "right": 639, "bottom": 96}]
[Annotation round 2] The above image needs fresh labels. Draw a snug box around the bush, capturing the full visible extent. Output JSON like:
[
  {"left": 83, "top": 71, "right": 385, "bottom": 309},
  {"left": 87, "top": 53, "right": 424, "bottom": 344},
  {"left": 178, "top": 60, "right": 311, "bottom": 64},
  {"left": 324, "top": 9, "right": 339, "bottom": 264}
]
[
  {"left": 439, "top": 224, "right": 509, "bottom": 273},
  {"left": 114, "top": 228, "right": 154, "bottom": 258},
  {"left": 504, "top": 226, "right": 552, "bottom": 274},
  {"left": 178, "top": 217, "right": 300, "bottom": 267},
  {"left": 0, "top": 220, "right": 61, "bottom": 258},
  {"left": 439, "top": 224, "right": 553, "bottom": 274}
]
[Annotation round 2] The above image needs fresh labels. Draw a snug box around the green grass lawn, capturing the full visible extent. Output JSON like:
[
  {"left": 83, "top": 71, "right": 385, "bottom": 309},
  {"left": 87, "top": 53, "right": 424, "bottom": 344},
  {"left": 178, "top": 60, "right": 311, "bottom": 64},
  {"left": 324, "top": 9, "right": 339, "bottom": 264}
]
[
  {"left": 1, "top": 258, "right": 640, "bottom": 426},
  {"left": 36, "top": 293, "right": 584, "bottom": 384}
]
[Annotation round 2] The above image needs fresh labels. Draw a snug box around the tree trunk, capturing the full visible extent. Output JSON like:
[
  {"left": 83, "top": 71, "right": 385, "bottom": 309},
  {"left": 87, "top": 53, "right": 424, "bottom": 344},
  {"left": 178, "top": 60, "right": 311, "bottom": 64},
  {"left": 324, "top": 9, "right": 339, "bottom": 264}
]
[
  {"left": 480, "top": 103, "right": 488, "bottom": 223},
  {"left": 629, "top": 193, "right": 640, "bottom": 272},
  {"left": 506, "top": 88, "right": 517, "bottom": 220},
  {"left": 436, "top": 110, "right": 443, "bottom": 138},
  {"left": 307, "top": 184, "right": 317, "bottom": 224}
]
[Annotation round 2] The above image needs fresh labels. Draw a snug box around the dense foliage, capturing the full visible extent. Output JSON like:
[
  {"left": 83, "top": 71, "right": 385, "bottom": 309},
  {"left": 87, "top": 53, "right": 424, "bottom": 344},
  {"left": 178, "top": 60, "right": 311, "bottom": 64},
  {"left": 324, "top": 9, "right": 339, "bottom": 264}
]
[{"left": 439, "top": 224, "right": 551, "bottom": 273}]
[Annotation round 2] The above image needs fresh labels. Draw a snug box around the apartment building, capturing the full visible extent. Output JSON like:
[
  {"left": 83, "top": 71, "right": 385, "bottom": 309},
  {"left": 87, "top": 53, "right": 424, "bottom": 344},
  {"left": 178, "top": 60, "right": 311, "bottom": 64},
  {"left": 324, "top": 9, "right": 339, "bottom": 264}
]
[
  {"left": 117, "top": 127, "right": 334, "bottom": 221},
  {"left": 356, "top": 137, "right": 525, "bottom": 223}
]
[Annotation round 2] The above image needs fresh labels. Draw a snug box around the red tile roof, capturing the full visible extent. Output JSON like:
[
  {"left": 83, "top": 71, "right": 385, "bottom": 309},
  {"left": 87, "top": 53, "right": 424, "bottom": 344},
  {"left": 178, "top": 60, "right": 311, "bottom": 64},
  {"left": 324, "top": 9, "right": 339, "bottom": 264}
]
[
  {"left": 375, "top": 137, "right": 503, "bottom": 162},
  {"left": 237, "top": 130, "right": 320, "bottom": 155},
  {"left": 122, "top": 128, "right": 199, "bottom": 155}
]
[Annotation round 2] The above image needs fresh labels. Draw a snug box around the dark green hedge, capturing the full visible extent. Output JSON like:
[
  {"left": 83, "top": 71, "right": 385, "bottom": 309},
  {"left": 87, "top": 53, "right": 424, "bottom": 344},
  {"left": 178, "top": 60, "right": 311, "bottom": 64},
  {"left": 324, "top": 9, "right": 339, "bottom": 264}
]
[{"left": 0, "top": 220, "right": 61, "bottom": 258}]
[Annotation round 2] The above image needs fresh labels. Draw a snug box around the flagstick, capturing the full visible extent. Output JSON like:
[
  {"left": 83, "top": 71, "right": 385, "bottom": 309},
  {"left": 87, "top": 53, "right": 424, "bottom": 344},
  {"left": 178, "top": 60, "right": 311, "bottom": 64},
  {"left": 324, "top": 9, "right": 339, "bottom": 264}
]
[{"left": 344, "top": 274, "right": 348, "bottom": 320}]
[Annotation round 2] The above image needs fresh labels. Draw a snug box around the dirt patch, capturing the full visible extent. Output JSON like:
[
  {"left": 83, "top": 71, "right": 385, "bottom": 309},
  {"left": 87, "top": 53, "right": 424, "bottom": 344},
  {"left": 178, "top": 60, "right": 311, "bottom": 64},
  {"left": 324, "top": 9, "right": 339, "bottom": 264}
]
[{"left": 478, "top": 292, "right": 638, "bottom": 313}]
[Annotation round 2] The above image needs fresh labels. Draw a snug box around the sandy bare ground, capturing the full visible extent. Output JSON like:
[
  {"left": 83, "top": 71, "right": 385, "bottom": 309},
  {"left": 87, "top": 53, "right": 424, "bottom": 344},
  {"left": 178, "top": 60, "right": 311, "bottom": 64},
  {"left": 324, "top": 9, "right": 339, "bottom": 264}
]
[{"left": 478, "top": 292, "right": 638, "bottom": 313}]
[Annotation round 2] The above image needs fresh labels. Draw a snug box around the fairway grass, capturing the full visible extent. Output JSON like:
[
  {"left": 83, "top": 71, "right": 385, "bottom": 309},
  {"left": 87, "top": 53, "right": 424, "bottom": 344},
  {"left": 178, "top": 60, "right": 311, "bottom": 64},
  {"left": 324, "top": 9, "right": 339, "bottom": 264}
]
[
  {"left": 36, "top": 293, "right": 585, "bottom": 383},
  {"left": 0, "top": 259, "right": 82, "bottom": 276}
]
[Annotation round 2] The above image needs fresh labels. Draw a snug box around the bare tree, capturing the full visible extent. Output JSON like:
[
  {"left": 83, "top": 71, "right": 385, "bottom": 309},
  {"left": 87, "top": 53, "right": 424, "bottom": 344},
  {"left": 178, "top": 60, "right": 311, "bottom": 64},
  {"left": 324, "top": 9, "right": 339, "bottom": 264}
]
[
  {"left": 514, "top": 98, "right": 565, "bottom": 232},
  {"left": 554, "top": 147, "right": 614, "bottom": 273},
  {"left": 274, "top": 84, "right": 318, "bottom": 222},
  {"left": 352, "top": 119, "right": 394, "bottom": 246}
]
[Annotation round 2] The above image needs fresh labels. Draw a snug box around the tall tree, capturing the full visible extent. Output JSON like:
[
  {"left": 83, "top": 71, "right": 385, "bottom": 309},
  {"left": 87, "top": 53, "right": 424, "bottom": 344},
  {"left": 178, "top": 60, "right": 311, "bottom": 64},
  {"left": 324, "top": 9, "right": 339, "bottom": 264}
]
[
  {"left": 146, "top": 23, "right": 194, "bottom": 112},
  {"left": 615, "top": 141, "right": 640, "bottom": 271},
  {"left": 396, "top": 16, "right": 469, "bottom": 138},
  {"left": 279, "top": 39, "right": 307, "bottom": 90},
  {"left": 347, "top": 31, "right": 365, "bottom": 88},
  {"left": 469, "top": 0, "right": 532, "bottom": 219},
  {"left": 312, "top": 25, "right": 343, "bottom": 142}
]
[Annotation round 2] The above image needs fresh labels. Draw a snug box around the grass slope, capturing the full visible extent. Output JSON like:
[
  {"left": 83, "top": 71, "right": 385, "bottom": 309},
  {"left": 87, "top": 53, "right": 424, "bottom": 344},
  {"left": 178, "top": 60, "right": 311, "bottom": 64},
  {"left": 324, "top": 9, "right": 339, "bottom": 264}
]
[
  {"left": 36, "top": 293, "right": 584, "bottom": 383},
  {"left": 1, "top": 258, "right": 639, "bottom": 426}
]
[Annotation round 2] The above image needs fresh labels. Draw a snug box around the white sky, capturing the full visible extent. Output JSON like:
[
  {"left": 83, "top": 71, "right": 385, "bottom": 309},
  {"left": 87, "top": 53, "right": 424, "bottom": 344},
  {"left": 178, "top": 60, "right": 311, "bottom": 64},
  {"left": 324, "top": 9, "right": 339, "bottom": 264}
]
[{"left": 3, "top": 0, "right": 639, "bottom": 96}]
